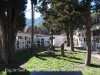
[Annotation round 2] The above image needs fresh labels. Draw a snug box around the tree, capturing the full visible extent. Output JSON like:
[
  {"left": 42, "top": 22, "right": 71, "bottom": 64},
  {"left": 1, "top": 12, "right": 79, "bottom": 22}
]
[
  {"left": 37, "top": 24, "right": 49, "bottom": 34},
  {"left": 81, "top": 0, "right": 100, "bottom": 66},
  {"left": 0, "top": 0, "right": 27, "bottom": 64},
  {"left": 37, "top": 0, "right": 100, "bottom": 66},
  {"left": 78, "top": 0, "right": 100, "bottom": 66},
  {"left": 25, "top": 24, "right": 49, "bottom": 34},
  {"left": 30, "top": 0, "right": 37, "bottom": 55},
  {"left": 84, "top": 0, "right": 91, "bottom": 66},
  {"left": 91, "top": 12, "right": 100, "bottom": 24},
  {"left": 38, "top": 0, "right": 86, "bottom": 51}
]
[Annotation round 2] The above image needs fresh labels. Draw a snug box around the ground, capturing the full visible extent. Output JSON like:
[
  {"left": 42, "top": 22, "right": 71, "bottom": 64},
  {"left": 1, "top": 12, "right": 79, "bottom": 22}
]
[{"left": 0, "top": 47, "right": 100, "bottom": 75}]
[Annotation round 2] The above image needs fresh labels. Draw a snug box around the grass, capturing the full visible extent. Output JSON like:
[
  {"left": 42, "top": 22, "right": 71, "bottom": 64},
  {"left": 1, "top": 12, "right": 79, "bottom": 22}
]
[{"left": 0, "top": 47, "right": 100, "bottom": 75}]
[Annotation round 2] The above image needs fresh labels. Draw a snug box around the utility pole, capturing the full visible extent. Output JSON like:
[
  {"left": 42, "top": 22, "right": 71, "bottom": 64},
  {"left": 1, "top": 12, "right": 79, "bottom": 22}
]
[{"left": 31, "top": 0, "right": 35, "bottom": 55}]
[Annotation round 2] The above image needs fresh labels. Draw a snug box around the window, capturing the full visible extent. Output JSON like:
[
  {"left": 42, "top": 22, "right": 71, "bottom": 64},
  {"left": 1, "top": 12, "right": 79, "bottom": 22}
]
[
  {"left": 41, "top": 38, "right": 44, "bottom": 41},
  {"left": 79, "top": 34, "right": 80, "bottom": 37},
  {"left": 29, "top": 41, "right": 30, "bottom": 44},
  {"left": 25, "top": 36, "right": 26, "bottom": 40},
  {"left": 84, "top": 38, "right": 85, "bottom": 42}
]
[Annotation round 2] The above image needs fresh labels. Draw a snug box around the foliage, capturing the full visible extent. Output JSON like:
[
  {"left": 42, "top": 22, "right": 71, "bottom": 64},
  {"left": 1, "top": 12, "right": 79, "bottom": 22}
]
[
  {"left": 91, "top": 12, "right": 100, "bottom": 24},
  {"left": 37, "top": 0, "right": 86, "bottom": 33},
  {"left": 0, "top": 0, "right": 27, "bottom": 31},
  {"left": 37, "top": 0, "right": 100, "bottom": 32},
  {"left": 36, "top": 0, "right": 100, "bottom": 65},
  {"left": 0, "top": 0, "right": 27, "bottom": 64},
  {"left": 25, "top": 24, "right": 49, "bottom": 34}
]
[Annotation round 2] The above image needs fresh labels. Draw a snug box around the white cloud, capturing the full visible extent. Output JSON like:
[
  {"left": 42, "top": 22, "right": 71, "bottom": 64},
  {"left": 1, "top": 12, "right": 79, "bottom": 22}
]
[
  {"left": 26, "top": 11, "right": 41, "bottom": 19},
  {"left": 34, "top": 12, "right": 41, "bottom": 19},
  {"left": 25, "top": 0, "right": 41, "bottom": 19}
]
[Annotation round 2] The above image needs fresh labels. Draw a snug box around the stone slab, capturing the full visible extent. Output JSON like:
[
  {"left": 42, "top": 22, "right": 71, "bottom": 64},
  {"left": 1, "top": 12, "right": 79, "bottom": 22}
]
[{"left": 29, "top": 71, "right": 83, "bottom": 75}]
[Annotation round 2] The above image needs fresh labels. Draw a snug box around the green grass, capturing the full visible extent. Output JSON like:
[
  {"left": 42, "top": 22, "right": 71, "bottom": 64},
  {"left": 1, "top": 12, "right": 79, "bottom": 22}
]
[{"left": 0, "top": 47, "right": 100, "bottom": 75}]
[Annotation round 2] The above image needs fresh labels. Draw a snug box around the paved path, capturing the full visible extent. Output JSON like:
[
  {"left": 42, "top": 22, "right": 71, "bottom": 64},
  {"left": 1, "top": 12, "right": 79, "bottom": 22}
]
[
  {"left": 92, "top": 52, "right": 100, "bottom": 59},
  {"left": 29, "top": 71, "right": 83, "bottom": 75},
  {"left": 72, "top": 47, "right": 100, "bottom": 59}
]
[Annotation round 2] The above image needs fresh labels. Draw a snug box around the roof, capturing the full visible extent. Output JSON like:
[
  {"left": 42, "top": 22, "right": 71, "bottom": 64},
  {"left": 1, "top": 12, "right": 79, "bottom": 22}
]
[{"left": 35, "top": 34, "right": 50, "bottom": 37}]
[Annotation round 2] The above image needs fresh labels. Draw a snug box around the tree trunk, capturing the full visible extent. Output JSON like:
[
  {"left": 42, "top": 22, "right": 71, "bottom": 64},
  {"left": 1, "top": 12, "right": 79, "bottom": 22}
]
[
  {"left": 31, "top": 1, "right": 35, "bottom": 55},
  {"left": 0, "top": 0, "right": 26, "bottom": 64},
  {"left": 85, "top": 0, "right": 91, "bottom": 66},
  {"left": 0, "top": 32, "right": 9, "bottom": 64},
  {"left": 67, "top": 31, "right": 70, "bottom": 46},
  {"left": 70, "top": 26, "right": 74, "bottom": 51},
  {"left": 0, "top": 33, "right": 8, "bottom": 64},
  {"left": 0, "top": 5, "right": 16, "bottom": 64},
  {"left": 0, "top": 28, "right": 17, "bottom": 64}
]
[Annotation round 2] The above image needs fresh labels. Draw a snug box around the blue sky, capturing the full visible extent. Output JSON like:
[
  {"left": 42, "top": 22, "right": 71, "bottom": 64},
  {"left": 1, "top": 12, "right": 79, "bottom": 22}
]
[{"left": 25, "top": 0, "right": 41, "bottom": 19}]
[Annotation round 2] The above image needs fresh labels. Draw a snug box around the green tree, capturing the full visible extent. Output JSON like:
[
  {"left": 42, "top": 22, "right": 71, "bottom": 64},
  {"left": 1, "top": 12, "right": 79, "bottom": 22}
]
[
  {"left": 39, "top": 0, "right": 85, "bottom": 51},
  {"left": 37, "top": 0, "right": 100, "bottom": 66},
  {"left": 81, "top": 0, "right": 100, "bottom": 66},
  {"left": 0, "top": 0, "right": 27, "bottom": 64},
  {"left": 25, "top": 25, "right": 38, "bottom": 33},
  {"left": 37, "top": 24, "right": 49, "bottom": 34},
  {"left": 25, "top": 24, "right": 49, "bottom": 34}
]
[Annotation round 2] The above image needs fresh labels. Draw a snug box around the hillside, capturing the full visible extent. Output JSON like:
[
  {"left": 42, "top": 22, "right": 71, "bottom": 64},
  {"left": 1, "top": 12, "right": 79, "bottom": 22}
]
[{"left": 26, "top": 17, "right": 43, "bottom": 26}]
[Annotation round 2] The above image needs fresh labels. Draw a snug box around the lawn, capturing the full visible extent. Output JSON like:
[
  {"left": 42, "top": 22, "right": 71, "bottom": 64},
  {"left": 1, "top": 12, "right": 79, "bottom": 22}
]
[{"left": 0, "top": 47, "right": 100, "bottom": 75}]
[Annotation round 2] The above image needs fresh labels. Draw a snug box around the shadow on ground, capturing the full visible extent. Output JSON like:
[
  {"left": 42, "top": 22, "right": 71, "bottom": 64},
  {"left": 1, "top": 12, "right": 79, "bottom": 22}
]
[
  {"left": 0, "top": 50, "right": 33, "bottom": 75},
  {"left": 90, "top": 64, "right": 100, "bottom": 68},
  {"left": 74, "top": 47, "right": 86, "bottom": 50},
  {"left": 52, "top": 55, "right": 84, "bottom": 64},
  {"left": 0, "top": 59, "right": 30, "bottom": 75},
  {"left": 36, "top": 54, "right": 84, "bottom": 64}
]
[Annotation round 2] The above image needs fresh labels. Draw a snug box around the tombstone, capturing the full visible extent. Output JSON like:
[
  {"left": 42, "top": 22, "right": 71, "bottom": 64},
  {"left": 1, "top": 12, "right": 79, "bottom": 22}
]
[
  {"left": 61, "top": 43, "right": 64, "bottom": 56},
  {"left": 45, "top": 45, "right": 55, "bottom": 55},
  {"left": 48, "top": 45, "right": 55, "bottom": 51}
]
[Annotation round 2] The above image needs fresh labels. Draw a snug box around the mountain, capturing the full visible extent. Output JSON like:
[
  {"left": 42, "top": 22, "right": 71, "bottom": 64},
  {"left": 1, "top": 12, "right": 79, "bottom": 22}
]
[{"left": 26, "top": 17, "right": 43, "bottom": 26}]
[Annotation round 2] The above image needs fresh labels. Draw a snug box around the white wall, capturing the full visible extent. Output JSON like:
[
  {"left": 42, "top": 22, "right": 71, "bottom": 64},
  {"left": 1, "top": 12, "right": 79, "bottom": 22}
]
[
  {"left": 75, "top": 24, "right": 100, "bottom": 52},
  {"left": 15, "top": 33, "right": 51, "bottom": 50},
  {"left": 15, "top": 32, "right": 33, "bottom": 50},
  {"left": 36, "top": 36, "right": 51, "bottom": 47},
  {"left": 15, "top": 32, "right": 67, "bottom": 50},
  {"left": 53, "top": 35, "right": 66, "bottom": 45}
]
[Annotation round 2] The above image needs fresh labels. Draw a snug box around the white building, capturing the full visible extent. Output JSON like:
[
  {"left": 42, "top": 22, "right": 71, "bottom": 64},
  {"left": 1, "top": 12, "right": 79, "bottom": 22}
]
[
  {"left": 15, "top": 32, "right": 34, "bottom": 50},
  {"left": 75, "top": 23, "right": 100, "bottom": 52},
  {"left": 15, "top": 32, "right": 67, "bottom": 51},
  {"left": 53, "top": 35, "right": 67, "bottom": 46}
]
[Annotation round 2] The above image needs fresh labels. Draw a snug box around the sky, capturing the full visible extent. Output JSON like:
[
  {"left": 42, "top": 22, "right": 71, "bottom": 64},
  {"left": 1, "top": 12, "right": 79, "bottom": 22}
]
[{"left": 25, "top": 0, "right": 41, "bottom": 19}]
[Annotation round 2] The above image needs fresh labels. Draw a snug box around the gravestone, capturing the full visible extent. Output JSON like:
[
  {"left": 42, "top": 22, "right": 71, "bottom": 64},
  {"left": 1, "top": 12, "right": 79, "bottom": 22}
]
[
  {"left": 61, "top": 43, "right": 64, "bottom": 56},
  {"left": 48, "top": 45, "right": 55, "bottom": 51},
  {"left": 45, "top": 45, "right": 55, "bottom": 55}
]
